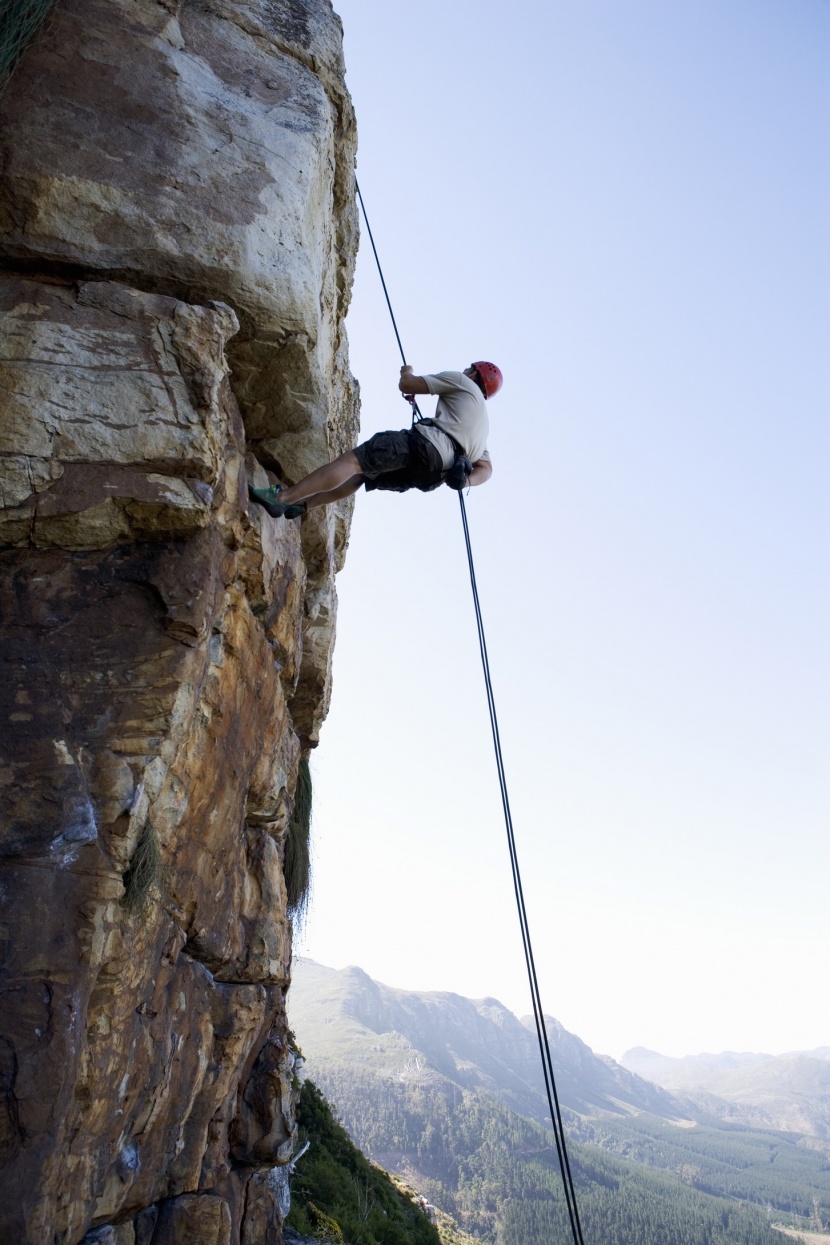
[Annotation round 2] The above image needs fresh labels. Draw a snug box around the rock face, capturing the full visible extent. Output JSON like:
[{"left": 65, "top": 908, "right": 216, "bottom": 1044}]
[{"left": 0, "top": 2, "right": 358, "bottom": 1242}]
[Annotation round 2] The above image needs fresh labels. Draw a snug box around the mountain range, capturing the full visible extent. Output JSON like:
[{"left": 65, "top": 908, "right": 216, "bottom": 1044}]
[
  {"left": 289, "top": 957, "right": 683, "bottom": 1123},
  {"left": 622, "top": 1046, "right": 830, "bottom": 1138},
  {"left": 288, "top": 960, "right": 830, "bottom": 1245}
]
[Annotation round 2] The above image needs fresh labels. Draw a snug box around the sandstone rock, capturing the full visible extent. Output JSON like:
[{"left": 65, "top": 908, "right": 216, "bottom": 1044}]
[
  {"left": 231, "top": 1035, "right": 296, "bottom": 1166},
  {"left": 134, "top": 1207, "right": 159, "bottom": 1245},
  {"left": 0, "top": 411, "right": 307, "bottom": 1234},
  {"left": 80, "top": 1224, "right": 135, "bottom": 1245},
  {"left": 0, "top": 276, "right": 239, "bottom": 549},
  {"left": 0, "top": 310, "right": 307, "bottom": 1232},
  {"left": 0, "top": 0, "right": 360, "bottom": 1239},
  {"left": 0, "top": 0, "right": 360, "bottom": 481},
  {"left": 152, "top": 1193, "right": 232, "bottom": 1245},
  {"left": 241, "top": 1169, "right": 291, "bottom": 1245}
]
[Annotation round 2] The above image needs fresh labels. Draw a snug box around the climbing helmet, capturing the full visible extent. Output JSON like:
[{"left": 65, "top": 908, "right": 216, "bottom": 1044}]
[{"left": 471, "top": 361, "right": 503, "bottom": 399}]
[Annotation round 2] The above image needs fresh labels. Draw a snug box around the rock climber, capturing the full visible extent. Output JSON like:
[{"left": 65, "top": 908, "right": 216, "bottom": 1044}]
[{"left": 247, "top": 361, "right": 502, "bottom": 518}]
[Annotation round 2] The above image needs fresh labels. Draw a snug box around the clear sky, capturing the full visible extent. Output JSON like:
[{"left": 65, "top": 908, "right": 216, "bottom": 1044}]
[{"left": 295, "top": 0, "right": 830, "bottom": 1061}]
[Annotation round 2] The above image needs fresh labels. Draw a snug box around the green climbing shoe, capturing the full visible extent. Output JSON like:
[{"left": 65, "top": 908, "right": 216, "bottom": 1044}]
[{"left": 248, "top": 484, "right": 305, "bottom": 520}]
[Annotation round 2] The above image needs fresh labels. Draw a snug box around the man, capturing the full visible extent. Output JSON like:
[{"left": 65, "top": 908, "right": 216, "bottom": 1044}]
[{"left": 248, "top": 361, "right": 503, "bottom": 518}]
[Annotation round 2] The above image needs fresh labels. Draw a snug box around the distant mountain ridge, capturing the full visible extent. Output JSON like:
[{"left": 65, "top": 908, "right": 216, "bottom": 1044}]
[
  {"left": 622, "top": 1046, "right": 830, "bottom": 1138},
  {"left": 290, "top": 958, "right": 685, "bottom": 1125}
]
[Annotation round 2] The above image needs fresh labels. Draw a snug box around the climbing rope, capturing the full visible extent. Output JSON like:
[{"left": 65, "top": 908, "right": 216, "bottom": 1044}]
[
  {"left": 355, "top": 179, "right": 587, "bottom": 1245},
  {"left": 354, "top": 179, "right": 425, "bottom": 428}
]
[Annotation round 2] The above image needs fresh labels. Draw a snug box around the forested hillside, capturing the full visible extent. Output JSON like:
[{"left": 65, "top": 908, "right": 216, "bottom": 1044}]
[
  {"left": 312, "top": 1063, "right": 796, "bottom": 1245},
  {"left": 571, "top": 1114, "right": 830, "bottom": 1223},
  {"left": 289, "top": 962, "right": 830, "bottom": 1245}
]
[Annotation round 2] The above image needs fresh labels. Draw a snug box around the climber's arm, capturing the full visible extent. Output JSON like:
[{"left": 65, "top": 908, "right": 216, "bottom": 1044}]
[
  {"left": 399, "top": 365, "right": 430, "bottom": 395},
  {"left": 468, "top": 459, "right": 492, "bottom": 487}
]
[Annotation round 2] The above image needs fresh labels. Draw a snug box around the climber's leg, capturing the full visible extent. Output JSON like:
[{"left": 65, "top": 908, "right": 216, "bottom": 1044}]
[
  {"left": 248, "top": 429, "right": 428, "bottom": 518},
  {"left": 301, "top": 474, "right": 365, "bottom": 510},
  {"left": 278, "top": 451, "right": 363, "bottom": 505}
]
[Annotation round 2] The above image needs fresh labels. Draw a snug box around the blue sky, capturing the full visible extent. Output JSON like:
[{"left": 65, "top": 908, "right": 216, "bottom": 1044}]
[{"left": 295, "top": 0, "right": 830, "bottom": 1060}]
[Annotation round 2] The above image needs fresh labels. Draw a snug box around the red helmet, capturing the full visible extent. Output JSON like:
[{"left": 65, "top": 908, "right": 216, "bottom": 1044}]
[{"left": 471, "top": 361, "right": 503, "bottom": 399}]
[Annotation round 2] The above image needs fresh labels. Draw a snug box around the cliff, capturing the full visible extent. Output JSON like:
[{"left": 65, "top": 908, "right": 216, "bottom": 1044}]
[{"left": 0, "top": 2, "right": 358, "bottom": 1242}]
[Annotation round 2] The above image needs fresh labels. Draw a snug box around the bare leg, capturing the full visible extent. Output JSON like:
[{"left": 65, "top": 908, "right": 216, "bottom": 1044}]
[
  {"left": 302, "top": 474, "right": 365, "bottom": 510},
  {"left": 279, "top": 450, "right": 363, "bottom": 505}
]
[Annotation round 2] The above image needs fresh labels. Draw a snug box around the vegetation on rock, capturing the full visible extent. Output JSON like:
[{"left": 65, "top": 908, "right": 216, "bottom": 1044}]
[
  {"left": 288, "top": 1080, "right": 441, "bottom": 1245},
  {"left": 122, "top": 821, "right": 164, "bottom": 912},
  {"left": 0, "top": 0, "right": 59, "bottom": 89},
  {"left": 286, "top": 755, "right": 313, "bottom": 922}
]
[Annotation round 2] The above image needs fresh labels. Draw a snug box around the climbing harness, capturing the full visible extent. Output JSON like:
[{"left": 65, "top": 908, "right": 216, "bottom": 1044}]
[{"left": 355, "top": 179, "right": 587, "bottom": 1245}]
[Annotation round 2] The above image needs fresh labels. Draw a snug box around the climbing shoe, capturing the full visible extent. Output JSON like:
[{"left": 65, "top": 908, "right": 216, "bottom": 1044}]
[{"left": 248, "top": 484, "right": 306, "bottom": 520}]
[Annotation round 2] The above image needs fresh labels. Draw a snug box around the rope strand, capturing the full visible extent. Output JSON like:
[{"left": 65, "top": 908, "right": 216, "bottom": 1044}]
[
  {"left": 355, "top": 180, "right": 408, "bottom": 367},
  {"left": 355, "top": 179, "right": 423, "bottom": 425},
  {"left": 458, "top": 494, "right": 585, "bottom": 1245},
  {"left": 356, "top": 178, "right": 586, "bottom": 1245}
]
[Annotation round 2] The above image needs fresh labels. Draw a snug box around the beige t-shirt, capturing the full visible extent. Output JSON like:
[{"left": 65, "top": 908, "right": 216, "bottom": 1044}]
[{"left": 414, "top": 371, "right": 491, "bottom": 468}]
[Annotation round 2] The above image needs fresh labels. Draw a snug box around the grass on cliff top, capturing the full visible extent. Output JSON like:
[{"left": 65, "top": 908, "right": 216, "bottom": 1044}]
[
  {"left": 288, "top": 1079, "right": 441, "bottom": 1245},
  {"left": 285, "top": 755, "right": 312, "bottom": 925}
]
